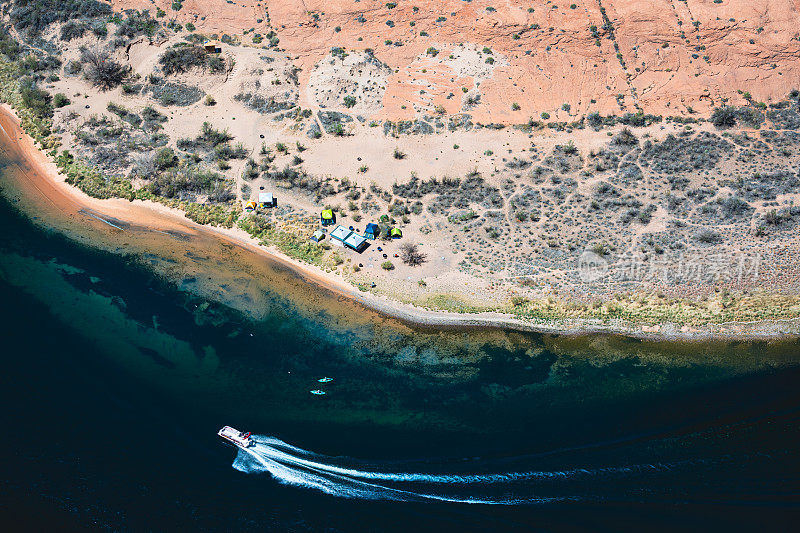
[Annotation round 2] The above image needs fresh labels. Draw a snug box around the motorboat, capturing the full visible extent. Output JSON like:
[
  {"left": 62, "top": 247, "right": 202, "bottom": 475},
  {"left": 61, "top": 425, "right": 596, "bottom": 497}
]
[{"left": 218, "top": 426, "right": 254, "bottom": 448}]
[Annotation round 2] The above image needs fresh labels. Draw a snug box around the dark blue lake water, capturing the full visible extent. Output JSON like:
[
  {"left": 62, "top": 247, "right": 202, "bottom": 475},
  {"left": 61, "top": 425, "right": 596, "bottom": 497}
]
[{"left": 0, "top": 181, "right": 798, "bottom": 530}]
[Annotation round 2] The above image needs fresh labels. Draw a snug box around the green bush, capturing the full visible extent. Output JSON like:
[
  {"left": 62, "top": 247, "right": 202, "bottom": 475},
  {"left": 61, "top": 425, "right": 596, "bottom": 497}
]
[
  {"left": 710, "top": 106, "right": 737, "bottom": 128},
  {"left": 159, "top": 46, "right": 207, "bottom": 75},
  {"left": 115, "top": 10, "right": 159, "bottom": 38},
  {"left": 53, "top": 93, "right": 70, "bottom": 107},
  {"left": 20, "top": 81, "right": 52, "bottom": 119},
  {"left": 154, "top": 147, "right": 177, "bottom": 170},
  {"left": 10, "top": 0, "right": 111, "bottom": 35},
  {"left": 57, "top": 150, "right": 134, "bottom": 200},
  {"left": 60, "top": 20, "right": 88, "bottom": 41}
]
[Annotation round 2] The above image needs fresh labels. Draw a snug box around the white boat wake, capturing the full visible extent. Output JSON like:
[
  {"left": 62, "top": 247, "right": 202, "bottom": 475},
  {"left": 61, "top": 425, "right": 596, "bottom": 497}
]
[{"left": 229, "top": 435, "right": 685, "bottom": 504}]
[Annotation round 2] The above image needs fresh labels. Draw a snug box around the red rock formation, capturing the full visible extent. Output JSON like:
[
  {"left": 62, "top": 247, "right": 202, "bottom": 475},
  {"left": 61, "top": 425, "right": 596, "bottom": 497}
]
[{"left": 109, "top": 0, "right": 800, "bottom": 122}]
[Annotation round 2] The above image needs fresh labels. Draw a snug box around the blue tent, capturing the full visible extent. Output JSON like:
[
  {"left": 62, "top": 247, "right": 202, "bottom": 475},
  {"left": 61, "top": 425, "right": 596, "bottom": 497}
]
[{"left": 364, "top": 223, "right": 380, "bottom": 240}]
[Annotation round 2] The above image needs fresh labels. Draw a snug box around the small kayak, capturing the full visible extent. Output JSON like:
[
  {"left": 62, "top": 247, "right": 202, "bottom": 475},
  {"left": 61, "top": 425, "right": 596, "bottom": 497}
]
[
  {"left": 317, "top": 377, "right": 334, "bottom": 383},
  {"left": 310, "top": 390, "right": 326, "bottom": 395}
]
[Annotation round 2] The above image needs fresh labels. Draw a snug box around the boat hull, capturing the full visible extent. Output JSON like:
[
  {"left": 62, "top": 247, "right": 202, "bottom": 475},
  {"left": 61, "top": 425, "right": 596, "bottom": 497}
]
[{"left": 218, "top": 426, "right": 254, "bottom": 449}]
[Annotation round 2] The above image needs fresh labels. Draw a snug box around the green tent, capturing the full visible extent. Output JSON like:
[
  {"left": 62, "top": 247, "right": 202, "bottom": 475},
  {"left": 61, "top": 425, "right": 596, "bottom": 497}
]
[
  {"left": 390, "top": 228, "right": 402, "bottom": 238},
  {"left": 321, "top": 209, "right": 335, "bottom": 225}
]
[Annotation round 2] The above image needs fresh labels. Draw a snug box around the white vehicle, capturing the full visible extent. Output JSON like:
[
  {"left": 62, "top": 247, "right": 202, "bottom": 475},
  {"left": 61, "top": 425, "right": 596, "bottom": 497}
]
[{"left": 218, "top": 426, "right": 254, "bottom": 448}]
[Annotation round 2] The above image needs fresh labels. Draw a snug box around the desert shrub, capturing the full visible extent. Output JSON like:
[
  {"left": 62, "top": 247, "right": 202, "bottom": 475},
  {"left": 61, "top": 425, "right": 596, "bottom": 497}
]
[
  {"left": 206, "top": 55, "right": 226, "bottom": 73},
  {"left": 195, "top": 122, "right": 233, "bottom": 148},
  {"left": 56, "top": 150, "right": 134, "bottom": 200},
  {"left": 60, "top": 20, "right": 88, "bottom": 41},
  {"left": 641, "top": 132, "right": 731, "bottom": 174},
  {"left": 147, "top": 82, "right": 203, "bottom": 106},
  {"left": 213, "top": 142, "right": 247, "bottom": 161},
  {"left": 263, "top": 166, "right": 334, "bottom": 200},
  {"left": 393, "top": 147, "right": 406, "bottom": 159},
  {"left": 613, "top": 162, "right": 643, "bottom": 185},
  {"left": 736, "top": 106, "right": 764, "bottom": 128},
  {"left": 621, "top": 204, "right": 656, "bottom": 224},
  {"left": 141, "top": 106, "right": 167, "bottom": 129},
  {"left": 612, "top": 127, "right": 637, "bottom": 146},
  {"left": 766, "top": 106, "right": 800, "bottom": 130},
  {"left": 717, "top": 195, "right": 752, "bottom": 219},
  {"left": 10, "top": 0, "right": 111, "bottom": 35},
  {"left": 107, "top": 102, "right": 141, "bottom": 127},
  {"left": 207, "top": 182, "right": 235, "bottom": 202},
  {"left": 242, "top": 158, "right": 259, "bottom": 180},
  {"left": 154, "top": 147, "right": 177, "bottom": 170},
  {"left": 0, "top": 28, "right": 21, "bottom": 60},
  {"left": 81, "top": 47, "right": 128, "bottom": 90},
  {"left": 696, "top": 229, "right": 723, "bottom": 244},
  {"left": 63, "top": 60, "right": 82, "bottom": 75},
  {"left": 710, "top": 106, "right": 737, "bottom": 128},
  {"left": 381, "top": 260, "right": 395, "bottom": 270},
  {"left": 618, "top": 112, "right": 661, "bottom": 127},
  {"left": 587, "top": 111, "right": 603, "bottom": 129},
  {"left": 392, "top": 175, "right": 460, "bottom": 198},
  {"left": 115, "top": 9, "right": 159, "bottom": 39},
  {"left": 427, "top": 172, "right": 503, "bottom": 214},
  {"left": 505, "top": 158, "right": 531, "bottom": 170},
  {"left": 148, "top": 166, "right": 228, "bottom": 199},
  {"left": 53, "top": 92, "right": 70, "bottom": 107},
  {"left": 400, "top": 243, "right": 427, "bottom": 266},
  {"left": 234, "top": 92, "right": 295, "bottom": 114},
  {"left": 560, "top": 140, "right": 578, "bottom": 155},
  {"left": 91, "top": 21, "right": 108, "bottom": 37},
  {"left": 730, "top": 170, "right": 800, "bottom": 201},
  {"left": 159, "top": 45, "right": 207, "bottom": 75},
  {"left": 129, "top": 152, "right": 156, "bottom": 178},
  {"left": 16, "top": 53, "right": 61, "bottom": 76},
  {"left": 20, "top": 80, "right": 52, "bottom": 119}
]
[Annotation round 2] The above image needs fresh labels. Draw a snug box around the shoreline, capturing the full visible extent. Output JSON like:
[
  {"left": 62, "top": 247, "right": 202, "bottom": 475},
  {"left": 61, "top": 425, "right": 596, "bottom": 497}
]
[{"left": 1, "top": 104, "right": 798, "bottom": 341}]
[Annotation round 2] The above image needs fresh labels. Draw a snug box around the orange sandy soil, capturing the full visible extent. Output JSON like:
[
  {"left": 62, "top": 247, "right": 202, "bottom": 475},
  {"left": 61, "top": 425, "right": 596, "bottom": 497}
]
[{"left": 109, "top": 0, "right": 800, "bottom": 122}]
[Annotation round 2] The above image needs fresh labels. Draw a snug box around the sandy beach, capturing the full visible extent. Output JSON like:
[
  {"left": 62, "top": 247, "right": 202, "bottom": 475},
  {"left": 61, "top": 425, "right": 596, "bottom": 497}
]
[{"left": 2, "top": 104, "right": 798, "bottom": 340}]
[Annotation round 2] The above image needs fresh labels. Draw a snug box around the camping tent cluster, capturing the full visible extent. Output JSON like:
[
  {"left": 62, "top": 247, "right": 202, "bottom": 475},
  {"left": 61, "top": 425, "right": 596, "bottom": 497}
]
[
  {"left": 241, "top": 197, "right": 401, "bottom": 256},
  {"left": 315, "top": 210, "right": 402, "bottom": 253},
  {"left": 244, "top": 193, "right": 277, "bottom": 213},
  {"left": 330, "top": 225, "right": 368, "bottom": 252}
]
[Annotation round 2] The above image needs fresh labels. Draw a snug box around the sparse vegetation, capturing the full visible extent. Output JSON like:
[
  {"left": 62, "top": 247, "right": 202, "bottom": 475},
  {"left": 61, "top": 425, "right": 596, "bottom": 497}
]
[
  {"left": 81, "top": 47, "right": 128, "bottom": 91},
  {"left": 400, "top": 243, "right": 427, "bottom": 266},
  {"left": 2, "top": 6, "right": 800, "bottom": 331}
]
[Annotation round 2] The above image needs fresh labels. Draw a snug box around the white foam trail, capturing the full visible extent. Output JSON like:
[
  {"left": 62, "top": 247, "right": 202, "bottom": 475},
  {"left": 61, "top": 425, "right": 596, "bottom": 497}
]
[
  {"left": 248, "top": 435, "right": 667, "bottom": 484},
  {"left": 226, "top": 435, "right": 681, "bottom": 504},
  {"left": 238, "top": 446, "right": 539, "bottom": 504}
]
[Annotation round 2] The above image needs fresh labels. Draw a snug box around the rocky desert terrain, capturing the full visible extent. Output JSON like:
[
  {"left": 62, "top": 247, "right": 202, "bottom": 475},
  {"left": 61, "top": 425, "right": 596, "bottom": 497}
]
[
  {"left": 108, "top": 0, "right": 800, "bottom": 122},
  {"left": 2, "top": 0, "right": 800, "bottom": 327}
]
